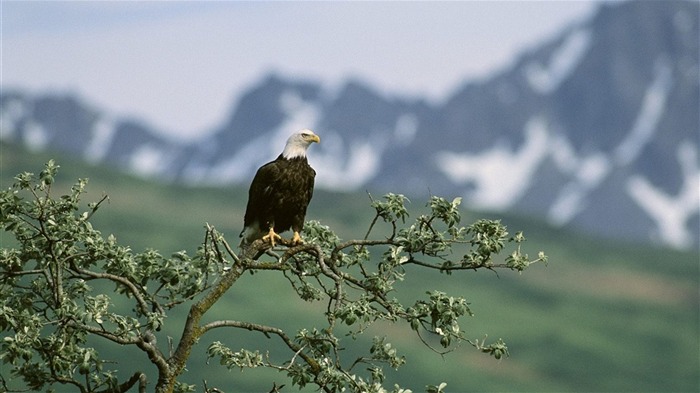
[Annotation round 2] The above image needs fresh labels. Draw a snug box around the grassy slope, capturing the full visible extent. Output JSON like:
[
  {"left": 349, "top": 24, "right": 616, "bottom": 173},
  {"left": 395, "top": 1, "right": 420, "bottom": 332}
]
[{"left": 1, "top": 144, "right": 698, "bottom": 392}]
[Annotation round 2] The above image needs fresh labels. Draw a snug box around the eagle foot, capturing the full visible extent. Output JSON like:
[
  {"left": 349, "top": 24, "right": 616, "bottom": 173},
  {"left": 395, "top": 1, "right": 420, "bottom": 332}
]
[
  {"left": 262, "top": 228, "right": 282, "bottom": 247},
  {"left": 291, "top": 231, "right": 304, "bottom": 245}
]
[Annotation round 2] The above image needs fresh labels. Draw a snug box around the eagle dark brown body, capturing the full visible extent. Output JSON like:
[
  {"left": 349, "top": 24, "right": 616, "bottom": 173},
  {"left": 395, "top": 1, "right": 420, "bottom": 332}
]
[{"left": 240, "top": 130, "right": 319, "bottom": 247}]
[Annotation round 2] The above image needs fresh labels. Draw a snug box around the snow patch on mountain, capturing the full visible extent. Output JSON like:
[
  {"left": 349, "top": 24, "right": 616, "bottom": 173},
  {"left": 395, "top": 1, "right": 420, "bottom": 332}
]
[
  {"left": 85, "top": 117, "right": 117, "bottom": 163},
  {"left": 130, "top": 145, "right": 171, "bottom": 178},
  {"left": 393, "top": 114, "right": 418, "bottom": 146},
  {"left": 188, "top": 88, "right": 394, "bottom": 191},
  {"left": 24, "top": 121, "right": 49, "bottom": 151},
  {"left": 311, "top": 131, "right": 384, "bottom": 192},
  {"left": 548, "top": 150, "right": 611, "bottom": 226},
  {"left": 615, "top": 59, "right": 673, "bottom": 166},
  {"left": 197, "top": 89, "right": 324, "bottom": 185},
  {"left": 435, "top": 117, "right": 550, "bottom": 210},
  {"left": 627, "top": 141, "right": 700, "bottom": 249},
  {"left": 207, "top": 136, "right": 270, "bottom": 184},
  {"left": 549, "top": 58, "right": 675, "bottom": 226},
  {"left": 273, "top": 90, "right": 322, "bottom": 150},
  {"left": 437, "top": 112, "right": 615, "bottom": 225},
  {"left": 526, "top": 27, "right": 592, "bottom": 94},
  {"left": 546, "top": 127, "right": 613, "bottom": 225},
  {"left": 0, "top": 97, "right": 26, "bottom": 141}
]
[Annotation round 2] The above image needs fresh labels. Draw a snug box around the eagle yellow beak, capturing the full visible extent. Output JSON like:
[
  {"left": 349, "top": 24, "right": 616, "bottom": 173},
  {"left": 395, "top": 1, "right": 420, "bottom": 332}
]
[{"left": 308, "top": 134, "right": 320, "bottom": 144}]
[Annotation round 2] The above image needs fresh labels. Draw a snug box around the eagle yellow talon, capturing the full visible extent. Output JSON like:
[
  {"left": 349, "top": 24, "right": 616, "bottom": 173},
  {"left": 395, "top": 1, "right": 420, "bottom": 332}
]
[
  {"left": 262, "top": 228, "right": 282, "bottom": 247},
  {"left": 291, "top": 231, "right": 304, "bottom": 245}
]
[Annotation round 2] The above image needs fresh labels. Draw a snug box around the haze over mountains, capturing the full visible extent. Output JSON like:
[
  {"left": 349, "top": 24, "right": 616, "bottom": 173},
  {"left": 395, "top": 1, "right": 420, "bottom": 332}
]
[{"left": 1, "top": 0, "right": 698, "bottom": 250}]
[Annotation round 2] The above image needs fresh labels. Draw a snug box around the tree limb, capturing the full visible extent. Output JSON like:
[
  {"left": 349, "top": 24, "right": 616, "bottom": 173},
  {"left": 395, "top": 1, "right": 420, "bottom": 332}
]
[
  {"left": 68, "top": 264, "right": 155, "bottom": 316},
  {"left": 200, "top": 319, "right": 317, "bottom": 372},
  {"left": 166, "top": 240, "right": 262, "bottom": 392}
]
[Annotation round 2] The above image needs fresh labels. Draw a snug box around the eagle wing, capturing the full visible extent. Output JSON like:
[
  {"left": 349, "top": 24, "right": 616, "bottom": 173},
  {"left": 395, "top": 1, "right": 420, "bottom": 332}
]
[
  {"left": 244, "top": 160, "right": 280, "bottom": 227},
  {"left": 289, "top": 165, "right": 315, "bottom": 234}
]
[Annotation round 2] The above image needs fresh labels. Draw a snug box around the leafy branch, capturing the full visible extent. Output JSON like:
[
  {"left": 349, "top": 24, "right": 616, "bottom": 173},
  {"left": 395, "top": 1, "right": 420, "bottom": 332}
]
[{"left": 1, "top": 162, "right": 548, "bottom": 393}]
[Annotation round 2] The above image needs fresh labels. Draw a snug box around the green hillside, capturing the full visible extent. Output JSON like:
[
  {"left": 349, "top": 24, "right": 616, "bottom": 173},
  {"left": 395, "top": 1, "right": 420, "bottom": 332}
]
[{"left": 1, "top": 143, "right": 698, "bottom": 392}]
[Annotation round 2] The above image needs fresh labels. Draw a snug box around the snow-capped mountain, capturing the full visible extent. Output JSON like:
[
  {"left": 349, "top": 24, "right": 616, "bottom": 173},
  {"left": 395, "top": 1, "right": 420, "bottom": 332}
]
[{"left": 2, "top": 0, "right": 698, "bottom": 250}]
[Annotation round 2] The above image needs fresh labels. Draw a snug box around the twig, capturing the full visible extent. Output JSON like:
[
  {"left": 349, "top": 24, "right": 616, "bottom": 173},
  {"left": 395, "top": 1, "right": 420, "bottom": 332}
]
[{"left": 85, "top": 194, "right": 109, "bottom": 221}]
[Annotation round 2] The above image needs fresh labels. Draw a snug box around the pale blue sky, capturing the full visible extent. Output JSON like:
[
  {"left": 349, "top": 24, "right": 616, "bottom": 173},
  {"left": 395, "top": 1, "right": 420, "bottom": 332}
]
[{"left": 2, "top": 1, "right": 599, "bottom": 139}]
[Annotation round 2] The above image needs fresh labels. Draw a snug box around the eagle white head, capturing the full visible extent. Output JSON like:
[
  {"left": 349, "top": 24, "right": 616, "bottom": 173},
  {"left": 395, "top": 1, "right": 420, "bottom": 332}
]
[{"left": 281, "top": 129, "right": 321, "bottom": 159}]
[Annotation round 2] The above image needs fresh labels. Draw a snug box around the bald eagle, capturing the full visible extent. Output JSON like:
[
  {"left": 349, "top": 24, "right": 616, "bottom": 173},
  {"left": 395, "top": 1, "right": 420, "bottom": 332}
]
[{"left": 240, "top": 129, "right": 320, "bottom": 248}]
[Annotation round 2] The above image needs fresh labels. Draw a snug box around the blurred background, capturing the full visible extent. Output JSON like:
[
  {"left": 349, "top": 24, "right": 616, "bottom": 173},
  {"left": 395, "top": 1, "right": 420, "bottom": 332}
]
[{"left": 1, "top": 1, "right": 698, "bottom": 392}]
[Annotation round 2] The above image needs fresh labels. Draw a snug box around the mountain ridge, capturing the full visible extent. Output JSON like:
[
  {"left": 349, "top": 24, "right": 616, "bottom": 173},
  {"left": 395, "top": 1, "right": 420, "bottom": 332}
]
[{"left": 1, "top": 0, "right": 698, "bottom": 249}]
